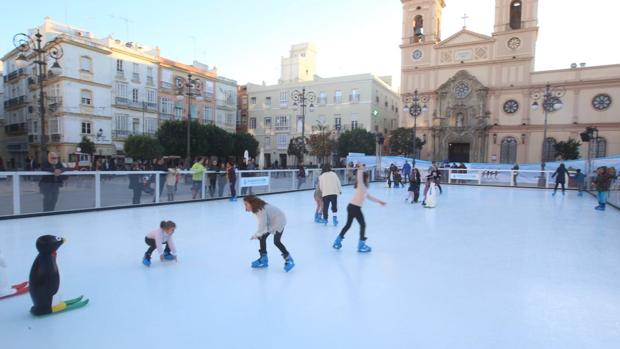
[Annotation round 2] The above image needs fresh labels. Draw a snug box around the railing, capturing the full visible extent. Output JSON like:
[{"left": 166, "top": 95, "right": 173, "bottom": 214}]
[
  {"left": 160, "top": 81, "right": 173, "bottom": 90},
  {"left": 0, "top": 168, "right": 375, "bottom": 218},
  {"left": 114, "top": 97, "right": 129, "bottom": 106},
  {"left": 4, "top": 96, "right": 27, "bottom": 109}
]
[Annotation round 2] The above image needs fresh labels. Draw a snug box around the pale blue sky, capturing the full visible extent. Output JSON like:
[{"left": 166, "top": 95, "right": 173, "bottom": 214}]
[{"left": 2, "top": 0, "right": 619, "bottom": 87}]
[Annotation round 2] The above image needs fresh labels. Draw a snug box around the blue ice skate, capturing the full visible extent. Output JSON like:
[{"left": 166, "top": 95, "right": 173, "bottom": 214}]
[
  {"left": 284, "top": 256, "right": 295, "bottom": 272},
  {"left": 163, "top": 254, "right": 176, "bottom": 261},
  {"left": 251, "top": 255, "right": 269, "bottom": 268},
  {"left": 333, "top": 235, "right": 343, "bottom": 250},
  {"left": 357, "top": 240, "right": 372, "bottom": 253},
  {"left": 314, "top": 212, "right": 321, "bottom": 223},
  {"left": 332, "top": 216, "right": 338, "bottom": 226},
  {"left": 142, "top": 257, "right": 151, "bottom": 267}
]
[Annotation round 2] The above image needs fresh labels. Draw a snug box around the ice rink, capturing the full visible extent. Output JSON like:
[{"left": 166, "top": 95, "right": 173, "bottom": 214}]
[{"left": 1, "top": 184, "right": 619, "bottom": 349}]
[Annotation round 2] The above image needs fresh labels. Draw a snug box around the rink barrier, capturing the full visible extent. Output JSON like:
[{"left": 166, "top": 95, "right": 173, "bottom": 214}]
[
  {"left": 0, "top": 167, "right": 616, "bottom": 219},
  {"left": 0, "top": 167, "right": 377, "bottom": 219}
]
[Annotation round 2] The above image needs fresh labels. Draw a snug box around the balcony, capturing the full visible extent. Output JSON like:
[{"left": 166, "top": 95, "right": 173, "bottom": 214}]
[
  {"left": 112, "top": 129, "right": 131, "bottom": 139},
  {"left": 146, "top": 76, "right": 154, "bottom": 86},
  {"left": 115, "top": 70, "right": 126, "bottom": 80},
  {"left": 159, "top": 113, "right": 175, "bottom": 121},
  {"left": 4, "top": 96, "right": 27, "bottom": 110},
  {"left": 50, "top": 134, "right": 62, "bottom": 143},
  {"left": 275, "top": 124, "right": 290, "bottom": 131},
  {"left": 28, "top": 134, "right": 40, "bottom": 143},
  {"left": 3, "top": 68, "right": 25, "bottom": 83},
  {"left": 160, "top": 81, "right": 173, "bottom": 90},
  {"left": 131, "top": 73, "right": 140, "bottom": 83},
  {"left": 114, "top": 97, "right": 129, "bottom": 106},
  {"left": 145, "top": 102, "right": 157, "bottom": 112},
  {"left": 204, "top": 92, "right": 214, "bottom": 101},
  {"left": 48, "top": 97, "right": 63, "bottom": 113},
  {"left": 5, "top": 122, "right": 27, "bottom": 135}
]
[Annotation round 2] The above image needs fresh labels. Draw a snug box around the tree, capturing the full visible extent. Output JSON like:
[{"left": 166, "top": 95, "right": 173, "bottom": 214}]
[
  {"left": 308, "top": 134, "right": 336, "bottom": 164},
  {"left": 287, "top": 136, "right": 308, "bottom": 162},
  {"left": 77, "top": 136, "right": 96, "bottom": 155},
  {"left": 157, "top": 120, "right": 202, "bottom": 158},
  {"left": 124, "top": 135, "right": 163, "bottom": 161},
  {"left": 233, "top": 133, "right": 260, "bottom": 159},
  {"left": 337, "top": 128, "right": 375, "bottom": 157},
  {"left": 204, "top": 124, "right": 233, "bottom": 158},
  {"left": 554, "top": 138, "right": 581, "bottom": 160},
  {"left": 388, "top": 127, "right": 425, "bottom": 156}
]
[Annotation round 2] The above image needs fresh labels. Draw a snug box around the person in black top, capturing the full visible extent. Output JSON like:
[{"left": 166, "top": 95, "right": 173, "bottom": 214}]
[
  {"left": 38, "top": 152, "right": 67, "bottom": 212},
  {"left": 552, "top": 163, "right": 569, "bottom": 195}
]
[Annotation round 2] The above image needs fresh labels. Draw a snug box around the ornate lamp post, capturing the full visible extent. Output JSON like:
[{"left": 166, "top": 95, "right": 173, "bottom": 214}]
[
  {"left": 13, "top": 30, "right": 64, "bottom": 165},
  {"left": 316, "top": 115, "right": 328, "bottom": 164},
  {"left": 530, "top": 83, "right": 565, "bottom": 171},
  {"left": 291, "top": 88, "right": 316, "bottom": 147},
  {"left": 176, "top": 73, "right": 203, "bottom": 163},
  {"left": 403, "top": 89, "right": 428, "bottom": 166}
]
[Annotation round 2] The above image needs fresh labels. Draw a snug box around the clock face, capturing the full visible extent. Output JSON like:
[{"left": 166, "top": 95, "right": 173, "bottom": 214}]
[
  {"left": 503, "top": 99, "right": 519, "bottom": 114},
  {"left": 454, "top": 81, "right": 471, "bottom": 98},
  {"left": 507, "top": 37, "right": 521, "bottom": 50},
  {"left": 592, "top": 94, "right": 612, "bottom": 111},
  {"left": 412, "top": 49, "right": 423, "bottom": 61}
]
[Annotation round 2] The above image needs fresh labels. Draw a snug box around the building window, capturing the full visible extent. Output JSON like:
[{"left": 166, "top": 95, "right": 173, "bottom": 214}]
[
  {"left": 500, "top": 136, "right": 518, "bottom": 164},
  {"left": 280, "top": 91, "right": 288, "bottom": 106},
  {"left": 590, "top": 137, "right": 607, "bottom": 158},
  {"left": 334, "top": 117, "right": 342, "bottom": 130},
  {"left": 145, "top": 118, "right": 157, "bottom": 135},
  {"left": 115, "top": 82, "right": 128, "bottom": 98},
  {"left": 81, "top": 122, "right": 92, "bottom": 134},
  {"left": 132, "top": 89, "right": 139, "bottom": 103},
  {"left": 174, "top": 102, "right": 183, "bottom": 119},
  {"left": 80, "top": 89, "right": 93, "bottom": 105},
  {"left": 80, "top": 56, "right": 92, "bottom": 72},
  {"left": 146, "top": 67, "right": 154, "bottom": 85},
  {"left": 275, "top": 115, "right": 288, "bottom": 129},
  {"left": 114, "top": 114, "right": 129, "bottom": 131},
  {"left": 116, "top": 59, "right": 124, "bottom": 72},
  {"left": 296, "top": 116, "right": 303, "bottom": 133},
  {"left": 132, "top": 63, "right": 140, "bottom": 81},
  {"left": 318, "top": 92, "right": 327, "bottom": 105},
  {"left": 265, "top": 96, "right": 272, "bottom": 106},
  {"left": 264, "top": 136, "right": 271, "bottom": 148},
  {"left": 334, "top": 90, "right": 342, "bottom": 104},
  {"left": 510, "top": 1, "right": 522, "bottom": 30},
  {"left": 160, "top": 97, "right": 172, "bottom": 114},
  {"left": 350, "top": 89, "right": 360, "bottom": 103},
  {"left": 277, "top": 134, "right": 289, "bottom": 149},
  {"left": 204, "top": 106, "right": 214, "bottom": 123},
  {"left": 226, "top": 113, "right": 234, "bottom": 126},
  {"left": 351, "top": 120, "right": 359, "bottom": 129},
  {"left": 249, "top": 118, "right": 257, "bottom": 129},
  {"left": 542, "top": 137, "right": 557, "bottom": 162},
  {"left": 264, "top": 117, "right": 272, "bottom": 129},
  {"left": 147, "top": 89, "right": 156, "bottom": 103},
  {"left": 250, "top": 97, "right": 256, "bottom": 105}
]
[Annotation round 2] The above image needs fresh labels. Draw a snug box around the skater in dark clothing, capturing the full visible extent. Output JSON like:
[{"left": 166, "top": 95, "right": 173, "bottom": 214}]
[
  {"left": 406, "top": 168, "right": 421, "bottom": 203},
  {"left": 226, "top": 161, "right": 237, "bottom": 201},
  {"left": 552, "top": 163, "right": 569, "bottom": 195},
  {"left": 333, "top": 164, "right": 386, "bottom": 253},
  {"left": 592, "top": 166, "right": 615, "bottom": 210},
  {"left": 128, "top": 163, "right": 143, "bottom": 205},
  {"left": 244, "top": 195, "right": 295, "bottom": 272},
  {"left": 142, "top": 220, "right": 177, "bottom": 266},
  {"left": 39, "top": 152, "right": 68, "bottom": 212}
]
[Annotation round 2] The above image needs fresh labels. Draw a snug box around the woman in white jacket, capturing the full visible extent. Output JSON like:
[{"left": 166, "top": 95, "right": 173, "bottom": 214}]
[
  {"left": 318, "top": 164, "right": 342, "bottom": 226},
  {"left": 244, "top": 195, "right": 295, "bottom": 272}
]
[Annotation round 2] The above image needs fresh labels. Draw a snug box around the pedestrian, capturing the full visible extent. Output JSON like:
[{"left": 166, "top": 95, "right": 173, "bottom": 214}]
[
  {"left": 512, "top": 163, "right": 520, "bottom": 186},
  {"left": 402, "top": 160, "right": 411, "bottom": 183},
  {"left": 38, "top": 152, "right": 67, "bottom": 212},
  {"left": 592, "top": 166, "right": 615, "bottom": 211},
  {"left": 153, "top": 158, "right": 167, "bottom": 202},
  {"left": 297, "top": 162, "right": 307, "bottom": 189},
  {"left": 572, "top": 169, "right": 586, "bottom": 196},
  {"left": 128, "top": 163, "right": 143, "bottom": 205},
  {"left": 191, "top": 157, "right": 206, "bottom": 199},
  {"left": 226, "top": 160, "right": 237, "bottom": 201},
  {"left": 142, "top": 220, "right": 178, "bottom": 267},
  {"left": 406, "top": 167, "right": 422, "bottom": 203},
  {"left": 244, "top": 195, "right": 295, "bottom": 272},
  {"left": 318, "top": 164, "right": 342, "bottom": 226},
  {"left": 552, "top": 163, "right": 569, "bottom": 195},
  {"left": 165, "top": 165, "right": 180, "bottom": 201},
  {"left": 217, "top": 162, "right": 227, "bottom": 197},
  {"left": 332, "top": 164, "right": 386, "bottom": 253},
  {"left": 208, "top": 160, "right": 219, "bottom": 198}
]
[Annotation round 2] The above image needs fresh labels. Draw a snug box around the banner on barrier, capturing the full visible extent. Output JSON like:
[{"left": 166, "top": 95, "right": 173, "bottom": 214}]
[
  {"left": 449, "top": 173, "right": 480, "bottom": 181},
  {"left": 240, "top": 176, "right": 270, "bottom": 187}
]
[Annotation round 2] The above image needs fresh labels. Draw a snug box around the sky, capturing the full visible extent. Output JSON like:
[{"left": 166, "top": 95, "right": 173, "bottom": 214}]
[{"left": 1, "top": 0, "right": 619, "bottom": 88}]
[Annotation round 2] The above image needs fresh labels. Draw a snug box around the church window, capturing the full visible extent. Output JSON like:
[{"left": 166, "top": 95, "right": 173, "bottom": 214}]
[
  {"left": 592, "top": 94, "right": 612, "bottom": 111},
  {"left": 503, "top": 100, "right": 519, "bottom": 114},
  {"left": 500, "top": 137, "right": 518, "bottom": 164},
  {"left": 510, "top": 1, "right": 522, "bottom": 30},
  {"left": 413, "top": 15, "right": 424, "bottom": 43}
]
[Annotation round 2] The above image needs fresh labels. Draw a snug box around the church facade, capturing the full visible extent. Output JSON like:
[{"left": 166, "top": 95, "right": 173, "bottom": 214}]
[{"left": 400, "top": 0, "right": 620, "bottom": 164}]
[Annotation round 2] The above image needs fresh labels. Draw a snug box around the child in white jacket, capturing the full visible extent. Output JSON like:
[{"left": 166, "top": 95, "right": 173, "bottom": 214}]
[
  {"left": 318, "top": 164, "right": 342, "bottom": 226},
  {"left": 142, "top": 220, "right": 178, "bottom": 267}
]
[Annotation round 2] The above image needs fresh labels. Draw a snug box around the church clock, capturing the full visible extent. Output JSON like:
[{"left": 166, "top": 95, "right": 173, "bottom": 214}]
[
  {"left": 592, "top": 94, "right": 612, "bottom": 111},
  {"left": 411, "top": 49, "right": 423, "bottom": 61},
  {"left": 503, "top": 99, "right": 519, "bottom": 114},
  {"left": 507, "top": 37, "right": 521, "bottom": 50}
]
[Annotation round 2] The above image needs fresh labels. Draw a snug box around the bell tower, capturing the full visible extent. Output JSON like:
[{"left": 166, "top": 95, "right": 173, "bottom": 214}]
[
  {"left": 494, "top": 0, "right": 538, "bottom": 33},
  {"left": 401, "top": 0, "right": 445, "bottom": 45}
]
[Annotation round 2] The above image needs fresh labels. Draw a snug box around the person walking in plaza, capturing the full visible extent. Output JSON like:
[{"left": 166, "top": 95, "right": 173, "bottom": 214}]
[
  {"left": 593, "top": 166, "right": 615, "bottom": 210},
  {"left": 208, "top": 160, "right": 219, "bottom": 198},
  {"left": 406, "top": 167, "right": 422, "bottom": 203},
  {"left": 552, "top": 163, "right": 569, "bottom": 196},
  {"left": 226, "top": 161, "right": 237, "bottom": 201},
  {"left": 244, "top": 195, "right": 295, "bottom": 272},
  {"left": 165, "top": 165, "right": 180, "bottom": 202},
  {"left": 38, "top": 152, "right": 67, "bottom": 212},
  {"left": 190, "top": 157, "right": 206, "bottom": 200},
  {"left": 142, "top": 220, "right": 178, "bottom": 266},
  {"left": 332, "top": 164, "right": 386, "bottom": 253},
  {"left": 318, "top": 164, "right": 342, "bottom": 226}
]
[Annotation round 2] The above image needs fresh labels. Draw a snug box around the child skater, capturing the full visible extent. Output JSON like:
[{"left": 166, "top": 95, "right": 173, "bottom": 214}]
[
  {"left": 333, "top": 163, "right": 386, "bottom": 253},
  {"left": 424, "top": 177, "right": 438, "bottom": 208},
  {"left": 313, "top": 184, "right": 324, "bottom": 223},
  {"left": 406, "top": 167, "right": 421, "bottom": 203},
  {"left": 142, "top": 220, "right": 178, "bottom": 266},
  {"left": 244, "top": 195, "right": 295, "bottom": 272}
]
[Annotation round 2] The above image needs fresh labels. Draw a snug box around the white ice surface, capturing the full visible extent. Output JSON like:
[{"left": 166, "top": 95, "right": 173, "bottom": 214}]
[{"left": 1, "top": 184, "right": 619, "bottom": 349}]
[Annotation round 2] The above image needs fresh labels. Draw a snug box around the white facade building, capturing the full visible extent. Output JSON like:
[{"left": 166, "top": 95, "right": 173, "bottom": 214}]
[
  {"left": 248, "top": 44, "right": 401, "bottom": 168},
  {"left": 216, "top": 76, "right": 238, "bottom": 133}
]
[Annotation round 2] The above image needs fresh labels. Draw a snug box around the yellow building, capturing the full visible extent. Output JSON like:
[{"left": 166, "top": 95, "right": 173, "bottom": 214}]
[{"left": 400, "top": 0, "right": 620, "bottom": 164}]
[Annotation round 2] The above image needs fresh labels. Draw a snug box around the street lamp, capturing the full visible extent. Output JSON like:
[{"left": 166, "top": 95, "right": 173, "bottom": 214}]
[
  {"left": 530, "top": 83, "right": 565, "bottom": 171},
  {"left": 402, "top": 89, "right": 428, "bottom": 166},
  {"left": 13, "top": 30, "right": 64, "bottom": 165},
  {"left": 176, "top": 73, "right": 203, "bottom": 163},
  {"left": 291, "top": 88, "right": 316, "bottom": 147},
  {"left": 316, "top": 115, "right": 328, "bottom": 164}
]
